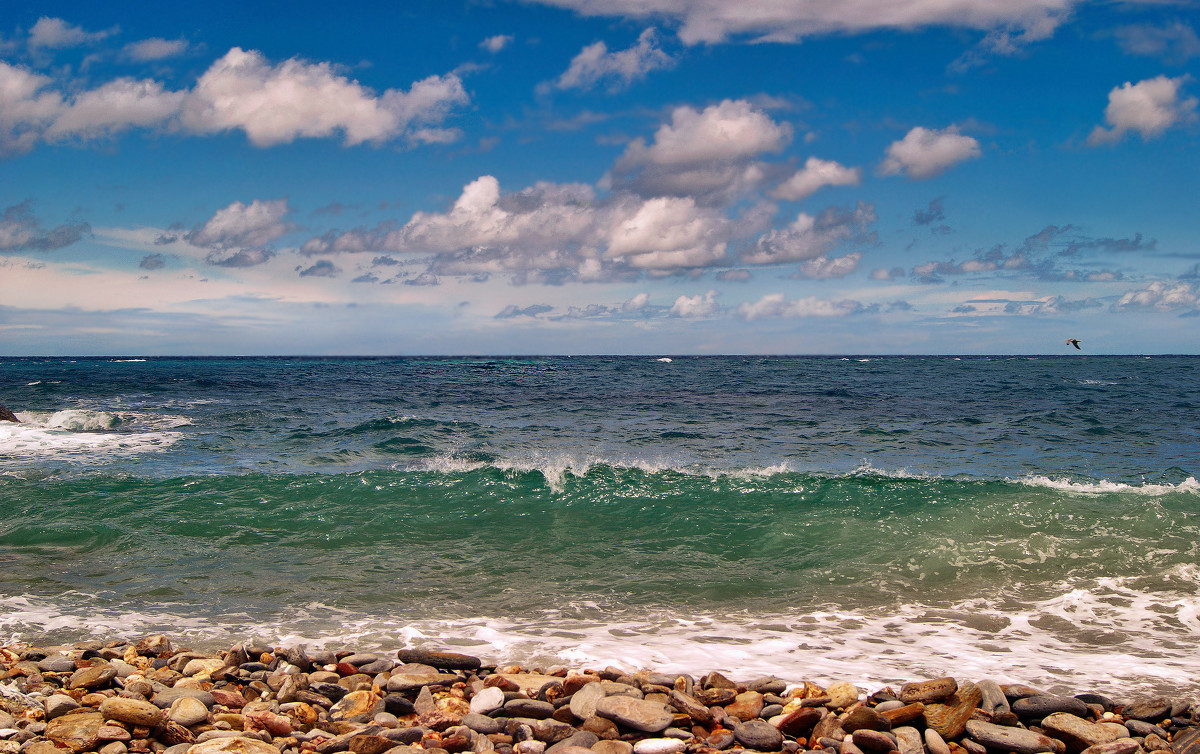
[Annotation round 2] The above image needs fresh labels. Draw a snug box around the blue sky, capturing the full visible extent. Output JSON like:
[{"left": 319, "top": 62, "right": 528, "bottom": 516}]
[{"left": 1, "top": 0, "right": 1198, "bottom": 355}]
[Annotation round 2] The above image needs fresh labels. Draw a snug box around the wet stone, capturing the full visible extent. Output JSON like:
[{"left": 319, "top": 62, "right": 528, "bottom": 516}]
[
  {"left": 734, "top": 719, "right": 784, "bottom": 752},
  {"left": 68, "top": 664, "right": 118, "bottom": 690},
  {"left": 965, "top": 720, "right": 1058, "bottom": 754},
  {"left": 463, "top": 714, "right": 505, "bottom": 735},
  {"left": 1081, "top": 742, "right": 1140, "bottom": 754},
  {"left": 471, "top": 687, "right": 506, "bottom": 717},
  {"left": 901, "top": 679, "right": 958, "bottom": 705},
  {"left": 594, "top": 696, "right": 672, "bottom": 733},
  {"left": 505, "top": 700, "right": 555, "bottom": 720},
  {"left": 395, "top": 651, "right": 482, "bottom": 672},
  {"left": 844, "top": 706, "right": 891, "bottom": 733},
  {"left": 100, "top": 698, "right": 164, "bottom": 727},
  {"left": 593, "top": 741, "right": 634, "bottom": 754},
  {"left": 780, "top": 707, "right": 824, "bottom": 737},
  {"left": 1172, "top": 728, "right": 1200, "bottom": 754},
  {"left": 851, "top": 730, "right": 898, "bottom": 753},
  {"left": 186, "top": 737, "right": 281, "bottom": 754},
  {"left": 1124, "top": 699, "right": 1172, "bottom": 722},
  {"left": 44, "top": 694, "right": 81, "bottom": 720},
  {"left": 1040, "top": 713, "right": 1121, "bottom": 753},
  {"left": 1127, "top": 720, "right": 1169, "bottom": 739},
  {"left": 37, "top": 655, "right": 77, "bottom": 674},
  {"left": 1012, "top": 696, "right": 1090, "bottom": 720},
  {"left": 924, "top": 683, "right": 982, "bottom": 740},
  {"left": 727, "top": 691, "right": 764, "bottom": 722}
]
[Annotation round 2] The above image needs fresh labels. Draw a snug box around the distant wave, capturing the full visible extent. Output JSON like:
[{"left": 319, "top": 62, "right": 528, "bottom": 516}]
[{"left": 0, "top": 409, "right": 184, "bottom": 459}]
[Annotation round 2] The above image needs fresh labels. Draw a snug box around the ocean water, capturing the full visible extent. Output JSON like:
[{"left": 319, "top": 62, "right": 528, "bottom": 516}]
[{"left": 1, "top": 355, "right": 1198, "bottom": 696}]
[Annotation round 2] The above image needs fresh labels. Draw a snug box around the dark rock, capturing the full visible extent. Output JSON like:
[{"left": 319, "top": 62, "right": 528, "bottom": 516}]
[
  {"left": 395, "top": 650, "right": 481, "bottom": 671},
  {"left": 0, "top": 404, "right": 18, "bottom": 423},
  {"left": 778, "top": 707, "right": 824, "bottom": 737},
  {"left": 463, "top": 713, "right": 505, "bottom": 734},
  {"left": 666, "top": 690, "right": 711, "bottom": 725},
  {"left": 1003, "top": 686, "right": 1044, "bottom": 702},
  {"left": 1126, "top": 720, "right": 1168, "bottom": 739},
  {"left": 851, "top": 730, "right": 897, "bottom": 753},
  {"left": 313, "top": 683, "right": 351, "bottom": 702},
  {"left": 881, "top": 703, "right": 925, "bottom": 727},
  {"left": 843, "top": 706, "right": 891, "bottom": 733},
  {"left": 37, "top": 655, "right": 76, "bottom": 674},
  {"left": 762, "top": 704, "right": 784, "bottom": 718},
  {"left": 547, "top": 732, "right": 599, "bottom": 754},
  {"left": 68, "top": 664, "right": 117, "bottom": 690},
  {"left": 1171, "top": 727, "right": 1200, "bottom": 754},
  {"left": 733, "top": 719, "right": 784, "bottom": 751},
  {"left": 1075, "top": 695, "right": 1115, "bottom": 712},
  {"left": 505, "top": 700, "right": 555, "bottom": 719},
  {"left": 748, "top": 677, "right": 788, "bottom": 695},
  {"left": 901, "top": 679, "right": 958, "bottom": 705},
  {"left": 150, "top": 688, "right": 215, "bottom": 709},
  {"left": 1080, "top": 742, "right": 1139, "bottom": 754},
  {"left": 706, "top": 729, "right": 735, "bottom": 750},
  {"left": 1123, "top": 699, "right": 1171, "bottom": 722},
  {"left": 1012, "top": 695, "right": 1089, "bottom": 720}
]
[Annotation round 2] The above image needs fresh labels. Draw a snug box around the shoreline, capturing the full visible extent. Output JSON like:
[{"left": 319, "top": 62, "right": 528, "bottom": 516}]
[{"left": 0, "top": 636, "right": 1195, "bottom": 754}]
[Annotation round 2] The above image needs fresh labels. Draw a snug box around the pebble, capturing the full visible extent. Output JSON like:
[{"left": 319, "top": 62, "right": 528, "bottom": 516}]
[{"left": 1, "top": 638, "right": 1196, "bottom": 754}]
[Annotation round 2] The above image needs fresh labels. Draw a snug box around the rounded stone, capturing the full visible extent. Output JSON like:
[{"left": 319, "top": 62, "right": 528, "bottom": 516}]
[
  {"left": 570, "top": 682, "right": 608, "bottom": 721},
  {"left": 733, "top": 719, "right": 784, "bottom": 751},
  {"left": 170, "top": 697, "right": 211, "bottom": 727},
  {"left": 46, "top": 712, "right": 105, "bottom": 753},
  {"left": 186, "top": 737, "right": 280, "bottom": 754},
  {"left": 826, "top": 682, "right": 860, "bottom": 709},
  {"left": 470, "top": 686, "right": 506, "bottom": 716},
  {"left": 595, "top": 696, "right": 673, "bottom": 733},
  {"left": 68, "top": 664, "right": 118, "bottom": 690},
  {"left": 633, "top": 739, "right": 686, "bottom": 754},
  {"left": 100, "top": 697, "right": 164, "bottom": 727}
]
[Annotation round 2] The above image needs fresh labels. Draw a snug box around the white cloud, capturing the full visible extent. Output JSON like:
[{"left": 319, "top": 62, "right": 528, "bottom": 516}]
[
  {"left": 187, "top": 199, "right": 292, "bottom": 250},
  {"left": 622, "top": 292, "right": 650, "bottom": 311},
  {"left": 879, "top": 126, "right": 981, "bottom": 179},
  {"left": 609, "top": 99, "right": 790, "bottom": 200},
  {"left": 180, "top": 48, "right": 468, "bottom": 147},
  {"left": 605, "top": 196, "right": 728, "bottom": 269},
  {"left": 0, "top": 62, "right": 63, "bottom": 155},
  {"left": 670, "top": 289, "right": 720, "bottom": 318},
  {"left": 771, "top": 157, "right": 861, "bottom": 201},
  {"left": 621, "top": 99, "right": 790, "bottom": 167},
  {"left": 28, "top": 17, "right": 115, "bottom": 50},
  {"left": 1113, "top": 280, "right": 1200, "bottom": 311},
  {"left": 1087, "top": 75, "right": 1197, "bottom": 146},
  {"left": 743, "top": 202, "right": 875, "bottom": 265},
  {"left": 549, "top": 28, "right": 673, "bottom": 92},
  {"left": 480, "top": 35, "right": 514, "bottom": 53},
  {"left": 737, "top": 292, "right": 864, "bottom": 320},
  {"left": 527, "top": 0, "right": 1077, "bottom": 45},
  {"left": 44, "top": 78, "right": 185, "bottom": 141},
  {"left": 123, "top": 38, "right": 191, "bottom": 62},
  {"left": 0, "top": 48, "right": 469, "bottom": 154},
  {"left": 1114, "top": 22, "right": 1200, "bottom": 64},
  {"left": 794, "top": 252, "right": 862, "bottom": 279}
]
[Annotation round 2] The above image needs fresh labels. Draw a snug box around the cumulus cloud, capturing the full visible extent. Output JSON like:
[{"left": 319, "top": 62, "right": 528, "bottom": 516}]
[
  {"left": 1113, "top": 280, "right": 1200, "bottom": 312},
  {"left": 0, "top": 201, "right": 90, "bottom": 251},
  {"left": 1087, "top": 75, "right": 1197, "bottom": 146},
  {"left": 879, "top": 126, "right": 981, "bottom": 179},
  {"left": 623, "top": 292, "right": 650, "bottom": 311},
  {"left": 180, "top": 48, "right": 468, "bottom": 147},
  {"left": 123, "top": 37, "right": 191, "bottom": 62},
  {"left": 743, "top": 202, "right": 875, "bottom": 265},
  {"left": 28, "top": 17, "right": 115, "bottom": 50},
  {"left": 480, "top": 35, "right": 514, "bottom": 53},
  {"left": 527, "top": 0, "right": 1077, "bottom": 46},
  {"left": 44, "top": 78, "right": 186, "bottom": 142},
  {"left": 771, "top": 157, "right": 861, "bottom": 201},
  {"left": 187, "top": 199, "right": 292, "bottom": 250},
  {"left": 670, "top": 289, "right": 720, "bottom": 318},
  {"left": 0, "top": 47, "right": 469, "bottom": 155},
  {"left": 548, "top": 28, "right": 673, "bottom": 92},
  {"left": 610, "top": 99, "right": 791, "bottom": 201},
  {"left": 737, "top": 292, "right": 865, "bottom": 320},
  {"left": 605, "top": 196, "right": 728, "bottom": 269}
]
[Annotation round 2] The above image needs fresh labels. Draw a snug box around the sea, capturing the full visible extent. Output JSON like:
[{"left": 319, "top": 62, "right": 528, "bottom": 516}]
[{"left": 1, "top": 355, "right": 1198, "bottom": 697}]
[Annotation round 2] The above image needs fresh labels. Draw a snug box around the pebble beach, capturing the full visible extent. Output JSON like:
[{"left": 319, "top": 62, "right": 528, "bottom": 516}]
[{"left": 1, "top": 637, "right": 1196, "bottom": 754}]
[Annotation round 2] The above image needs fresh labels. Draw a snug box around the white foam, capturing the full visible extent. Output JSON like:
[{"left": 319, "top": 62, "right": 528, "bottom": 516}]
[
  {"left": 4, "top": 567, "right": 1198, "bottom": 697},
  {"left": 0, "top": 410, "right": 182, "bottom": 459},
  {"left": 1018, "top": 475, "right": 1200, "bottom": 495}
]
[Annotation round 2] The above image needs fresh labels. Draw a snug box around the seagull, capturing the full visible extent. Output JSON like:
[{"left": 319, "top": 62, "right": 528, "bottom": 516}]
[{"left": 1066, "top": 338, "right": 1081, "bottom": 350}]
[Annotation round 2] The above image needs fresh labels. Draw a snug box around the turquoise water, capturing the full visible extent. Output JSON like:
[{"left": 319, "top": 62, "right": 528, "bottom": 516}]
[{"left": 1, "top": 356, "right": 1198, "bottom": 694}]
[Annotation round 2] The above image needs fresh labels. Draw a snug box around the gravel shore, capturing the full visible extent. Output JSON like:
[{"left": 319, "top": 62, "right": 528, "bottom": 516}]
[{"left": 0, "top": 637, "right": 1195, "bottom": 754}]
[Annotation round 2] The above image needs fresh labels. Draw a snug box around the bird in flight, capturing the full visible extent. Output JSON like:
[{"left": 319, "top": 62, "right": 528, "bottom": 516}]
[{"left": 1066, "top": 338, "right": 1081, "bottom": 350}]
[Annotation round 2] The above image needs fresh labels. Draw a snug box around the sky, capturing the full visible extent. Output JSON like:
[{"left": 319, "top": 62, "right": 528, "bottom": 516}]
[{"left": 1, "top": 0, "right": 1198, "bottom": 355}]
